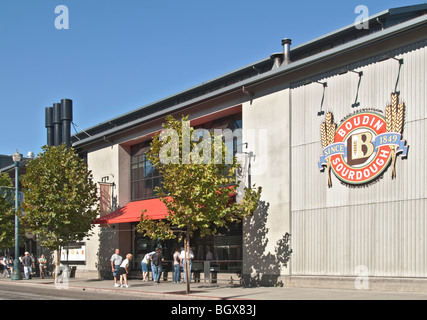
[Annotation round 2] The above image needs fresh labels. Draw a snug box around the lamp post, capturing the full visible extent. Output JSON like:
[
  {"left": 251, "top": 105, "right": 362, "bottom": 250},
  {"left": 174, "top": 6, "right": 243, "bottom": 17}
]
[{"left": 11, "top": 150, "right": 22, "bottom": 281}]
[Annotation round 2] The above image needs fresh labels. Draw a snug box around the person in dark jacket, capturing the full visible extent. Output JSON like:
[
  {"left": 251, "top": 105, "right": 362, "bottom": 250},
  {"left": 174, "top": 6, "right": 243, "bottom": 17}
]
[
  {"left": 150, "top": 248, "right": 164, "bottom": 284},
  {"left": 22, "top": 252, "right": 34, "bottom": 279}
]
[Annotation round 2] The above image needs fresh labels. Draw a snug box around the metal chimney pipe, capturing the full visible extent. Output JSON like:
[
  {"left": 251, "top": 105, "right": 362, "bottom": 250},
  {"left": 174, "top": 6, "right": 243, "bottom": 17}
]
[
  {"left": 53, "top": 102, "right": 62, "bottom": 146},
  {"left": 61, "top": 99, "right": 73, "bottom": 148},
  {"left": 281, "top": 38, "right": 292, "bottom": 66},
  {"left": 45, "top": 107, "right": 54, "bottom": 147},
  {"left": 270, "top": 53, "right": 283, "bottom": 70}
]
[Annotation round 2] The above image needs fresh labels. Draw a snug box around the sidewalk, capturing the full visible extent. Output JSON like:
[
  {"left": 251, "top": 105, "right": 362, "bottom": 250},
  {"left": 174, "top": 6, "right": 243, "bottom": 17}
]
[{"left": 2, "top": 276, "right": 427, "bottom": 300}]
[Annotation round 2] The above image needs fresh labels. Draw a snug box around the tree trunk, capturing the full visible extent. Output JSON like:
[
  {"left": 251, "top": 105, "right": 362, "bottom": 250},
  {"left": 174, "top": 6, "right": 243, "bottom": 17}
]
[
  {"left": 53, "top": 248, "right": 60, "bottom": 283},
  {"left": 184, "top": 228, "right": 190, "bottom": 294}
]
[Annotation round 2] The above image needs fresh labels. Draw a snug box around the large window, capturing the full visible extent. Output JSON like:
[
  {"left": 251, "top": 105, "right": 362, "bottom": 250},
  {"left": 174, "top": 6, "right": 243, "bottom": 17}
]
[
  {"left": 196, "top": 116, "right": 242, "bottom": 152},
  {"left": 130, "top": 143, "right": 162, "bottom": 201},
  {"left": 129, "top": 114, "right": 244, "bottom": 273},
  {"left": 130, "top": 114, "right": 242, "bottom": 201},
  {"left": 131, "top": 222, "right": 243, "bottom": 273}
]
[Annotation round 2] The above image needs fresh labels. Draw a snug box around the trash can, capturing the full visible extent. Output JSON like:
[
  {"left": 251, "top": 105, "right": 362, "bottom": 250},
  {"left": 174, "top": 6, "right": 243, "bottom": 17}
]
[
  {"left": 70, "top": 266, "right": 77, "bottom": 278},
  {"left": 210, "top": 266, "right": 219, "bottom": 283}
]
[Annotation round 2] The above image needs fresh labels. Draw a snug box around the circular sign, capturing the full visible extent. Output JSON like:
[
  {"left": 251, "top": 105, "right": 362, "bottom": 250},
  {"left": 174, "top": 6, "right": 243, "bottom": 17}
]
[{"left": 329, "top": 111, "right": 392, "bottom": 185}]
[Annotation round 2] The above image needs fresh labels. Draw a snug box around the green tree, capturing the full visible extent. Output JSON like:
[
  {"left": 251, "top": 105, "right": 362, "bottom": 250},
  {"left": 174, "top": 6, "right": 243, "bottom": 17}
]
[
  {"left": 0, "top": 172, "right": 15, "bottom": 249},
  {"left": 21, "top": 145, "right": 99, "bottom": 279},
  {"left": 136, "top": 115, "right": 261, "bottom": 293}
]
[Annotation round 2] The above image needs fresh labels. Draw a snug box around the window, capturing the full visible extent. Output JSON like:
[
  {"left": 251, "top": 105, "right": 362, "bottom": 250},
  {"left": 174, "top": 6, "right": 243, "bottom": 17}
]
[
  {"left": 196, "top": 115, "right": 243, "bottom": 157},
  {"left": 130, "top": 143, "right": 162, "bottom": 201},
  {"left": 130, "top": 114, "right": 242, "bottom": 201}
]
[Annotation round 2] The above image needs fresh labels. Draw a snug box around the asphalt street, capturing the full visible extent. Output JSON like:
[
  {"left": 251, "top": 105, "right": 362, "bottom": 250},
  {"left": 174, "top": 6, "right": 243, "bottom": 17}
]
[{"left": 0, "top": 277, "right": 425, "bottom": 319}]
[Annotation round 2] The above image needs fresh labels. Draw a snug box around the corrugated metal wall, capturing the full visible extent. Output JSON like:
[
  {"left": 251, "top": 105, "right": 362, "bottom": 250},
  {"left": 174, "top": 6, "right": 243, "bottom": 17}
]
[{"left": 290, "top": 40, "right": 427, "bottom": 277}]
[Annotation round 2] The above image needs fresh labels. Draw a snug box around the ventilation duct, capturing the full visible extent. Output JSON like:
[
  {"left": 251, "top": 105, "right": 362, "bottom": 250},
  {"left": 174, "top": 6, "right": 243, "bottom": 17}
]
[
  {"left": 53, "top": 102, "right": 62, "bottom": 147},
  {"left": 61, "top": 99, "right": 73, "bottom": 148},
  {"left": 281, "top": 38, "right": 292, "bottom": 66},
  {"left": 45, "top": 107, "right": 54, "bottom": 147},
  {"left": 270, "top": 52, "right": 283, "bottom": 70},
  {"left": 45, "top": 99, "right": 73, "bottom": 147}
]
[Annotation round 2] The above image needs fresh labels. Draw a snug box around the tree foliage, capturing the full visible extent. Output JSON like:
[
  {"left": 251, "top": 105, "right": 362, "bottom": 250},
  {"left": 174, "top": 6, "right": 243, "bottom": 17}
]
[
  {"left": 136, "top": 115, "right": 261, "bottom": 292},
  {"left": 21, "top": 145, "right": 99, "bottom": 251},
  {"left": 0, "top": 172, "right": 15, "bottom": 249}
]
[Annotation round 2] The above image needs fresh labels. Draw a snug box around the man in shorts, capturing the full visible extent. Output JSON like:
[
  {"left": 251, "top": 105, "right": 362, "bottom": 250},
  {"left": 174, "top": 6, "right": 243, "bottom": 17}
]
[{"left": 110, "top": 249, "right": 122, "bottom": 287}]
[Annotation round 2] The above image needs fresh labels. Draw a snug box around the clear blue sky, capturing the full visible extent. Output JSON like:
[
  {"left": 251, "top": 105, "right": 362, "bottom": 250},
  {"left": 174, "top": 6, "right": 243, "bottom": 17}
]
[{"left": 0, "top": 0, "right": 422, "bottom": 157}]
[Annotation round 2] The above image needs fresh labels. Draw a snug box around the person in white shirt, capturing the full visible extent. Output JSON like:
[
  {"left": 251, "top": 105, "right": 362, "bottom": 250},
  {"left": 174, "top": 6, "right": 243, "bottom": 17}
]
[
  {"left": 179, "top": 247, "right": 194, "bottom": 283},
  {"left": 118, "top": 253, "right": 133, "bottom": 288},
  {"left": 110, "top": 249, "right": 122, "bottom": 287}
]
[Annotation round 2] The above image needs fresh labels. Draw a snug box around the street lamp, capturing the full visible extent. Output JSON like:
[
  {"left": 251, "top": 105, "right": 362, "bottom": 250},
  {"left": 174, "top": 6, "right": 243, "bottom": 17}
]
[{"left": 11, "top": 150, "right": 23, "bottom": 281}]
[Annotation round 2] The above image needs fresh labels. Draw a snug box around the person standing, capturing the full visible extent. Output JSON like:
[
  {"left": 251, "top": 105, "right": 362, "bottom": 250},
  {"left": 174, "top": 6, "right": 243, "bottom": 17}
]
[
  {"left": 150, "top": 248, "right": 164, "bottom": 284},
  {"left": 180, "top": 247, "right": 194, "bottom": 283},
  {"left": 39, "top": 254, "right": 47, "bottom": 279},
  {"left": 118, "top": 254, "right": 133, "bottom": 288},
  {"left": 173, "top": 248, "right": 181, "bottom": 283},
  {"left": 22, "top": 252, "right": 34, "bottom": 280},
  {"left": 110, "top": 249, "right": 122, "bottom": 287},
  {"left": 206, "top": 249, "right": 214, "bottom": 261}
]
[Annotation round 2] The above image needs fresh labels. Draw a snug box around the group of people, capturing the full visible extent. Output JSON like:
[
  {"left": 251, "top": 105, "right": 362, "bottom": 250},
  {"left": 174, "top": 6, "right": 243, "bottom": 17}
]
[
  {"left": 110, "top": 249, "right": 133, "bottom": 288},
  {"left": 110, "top": 247, "right": 195, "bottom": 288},
  {"left": 172, "top": 247, "right": 195, "bottom": 284},
  {"left": 1, "top": 252, "right": 48, "bottom": 279}
]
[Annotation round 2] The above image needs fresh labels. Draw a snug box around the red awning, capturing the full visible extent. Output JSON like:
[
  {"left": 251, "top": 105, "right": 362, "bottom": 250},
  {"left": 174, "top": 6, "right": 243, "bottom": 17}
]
[
  {"left": 93, "top": 198, "right": 169, "bottom": 224},
  {"left": 93, "top": 187, "right": 235, "bottom": 225}
]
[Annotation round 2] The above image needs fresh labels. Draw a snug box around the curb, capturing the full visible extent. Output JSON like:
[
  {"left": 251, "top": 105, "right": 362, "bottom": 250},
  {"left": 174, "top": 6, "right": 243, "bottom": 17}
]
[{"left": 1, "top": 279, "right": 240, "bottom": 300}]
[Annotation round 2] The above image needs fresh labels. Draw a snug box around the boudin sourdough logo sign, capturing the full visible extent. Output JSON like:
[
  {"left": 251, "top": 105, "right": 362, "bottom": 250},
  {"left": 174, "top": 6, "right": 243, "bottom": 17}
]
[{"left": 318, "top": 93, "right": 408, "bottom": 187}]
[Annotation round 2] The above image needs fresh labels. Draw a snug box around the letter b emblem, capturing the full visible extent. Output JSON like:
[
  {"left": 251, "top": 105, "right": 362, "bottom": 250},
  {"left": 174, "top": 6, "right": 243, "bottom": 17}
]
[{"left": 347, "top": 131, "right": 374, "bottom": 166}]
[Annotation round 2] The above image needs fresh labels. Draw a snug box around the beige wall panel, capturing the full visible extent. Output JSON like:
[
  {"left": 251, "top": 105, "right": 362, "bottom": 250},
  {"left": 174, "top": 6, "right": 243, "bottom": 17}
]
[
  {"left": 83, "top": 145, "right": 120, "bottom": 276},
  {"left": 290, "top": 42, "right": 427, "bottom": 277},
  {"left": 242, "top": 84, "right": 291, "bottom": 279}
]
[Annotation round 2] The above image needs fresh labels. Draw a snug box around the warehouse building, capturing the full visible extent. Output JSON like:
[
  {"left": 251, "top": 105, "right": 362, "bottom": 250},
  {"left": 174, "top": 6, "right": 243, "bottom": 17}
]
[{"left": 70, "top": 5, "right": 427, "bottom": 290}]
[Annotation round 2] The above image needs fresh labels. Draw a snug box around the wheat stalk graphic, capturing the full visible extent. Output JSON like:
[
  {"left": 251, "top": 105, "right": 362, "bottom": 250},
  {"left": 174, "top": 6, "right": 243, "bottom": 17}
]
[
  {"left": 321, "top": 112, "right": 336, "bottom": 187},
  {"left": 385, "top": 93, "right": 405, "bottom": 178}
]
